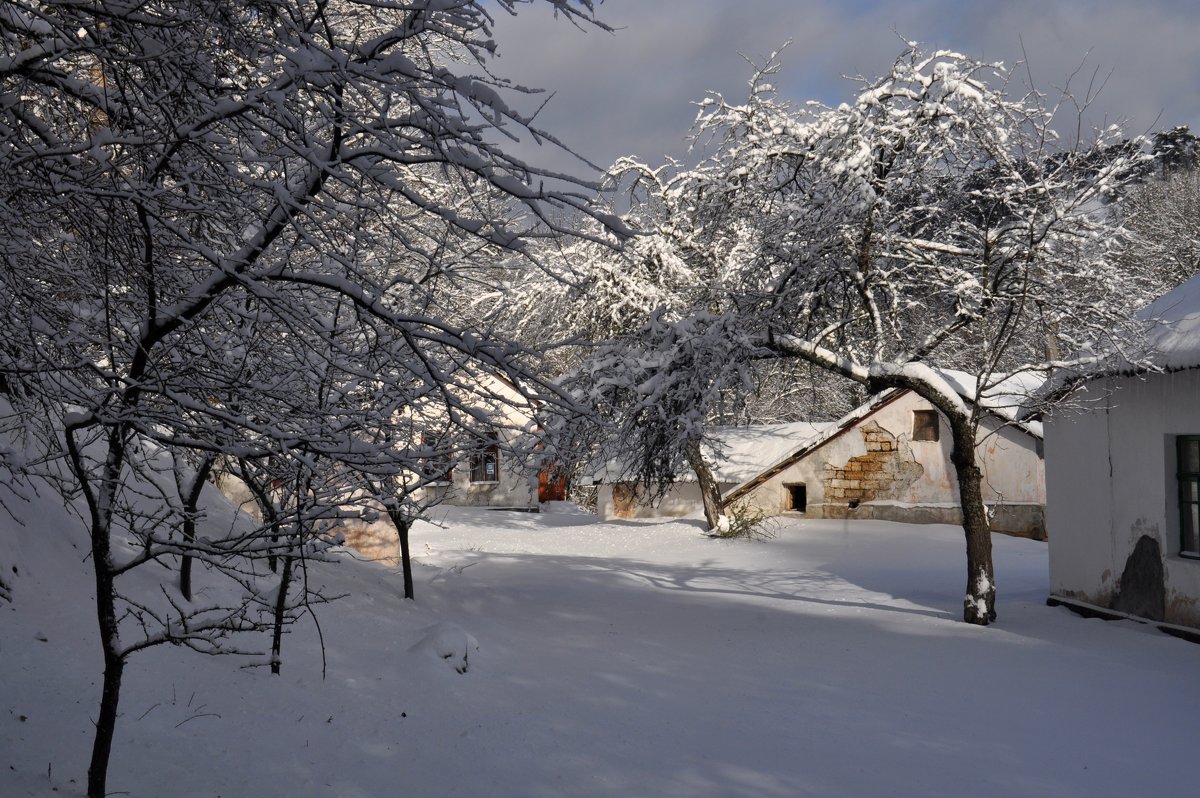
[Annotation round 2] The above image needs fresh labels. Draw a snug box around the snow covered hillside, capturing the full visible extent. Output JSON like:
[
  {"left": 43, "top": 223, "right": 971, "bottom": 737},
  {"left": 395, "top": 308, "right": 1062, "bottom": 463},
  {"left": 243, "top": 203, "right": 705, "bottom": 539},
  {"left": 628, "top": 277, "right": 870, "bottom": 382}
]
[{"left": 3, "top": 495, "right": 1197, "bottom": 797}]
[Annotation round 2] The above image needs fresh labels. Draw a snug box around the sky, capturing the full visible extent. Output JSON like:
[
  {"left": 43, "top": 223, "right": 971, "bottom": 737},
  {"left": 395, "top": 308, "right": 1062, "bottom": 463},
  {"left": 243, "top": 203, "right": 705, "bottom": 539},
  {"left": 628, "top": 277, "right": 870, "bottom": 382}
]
[{"left": 487, "top": 0, "right": 1200, "bottom": 179}]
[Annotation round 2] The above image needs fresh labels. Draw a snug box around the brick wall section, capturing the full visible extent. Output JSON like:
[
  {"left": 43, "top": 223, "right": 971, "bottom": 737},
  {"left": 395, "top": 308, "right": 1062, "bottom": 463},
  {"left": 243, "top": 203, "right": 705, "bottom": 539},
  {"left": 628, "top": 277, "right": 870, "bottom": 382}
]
[{"left": 823, "top": 420, "right": 924, "bottom": 505}]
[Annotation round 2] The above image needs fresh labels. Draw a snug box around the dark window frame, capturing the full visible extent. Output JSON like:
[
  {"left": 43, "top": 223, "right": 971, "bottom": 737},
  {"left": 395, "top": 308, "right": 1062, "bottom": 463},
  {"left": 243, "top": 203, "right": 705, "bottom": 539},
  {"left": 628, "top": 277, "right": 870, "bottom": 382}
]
[
  {"left": 1178, "top": 435, "right": 1200, "bottom": 559},
  {"left": 470, "top": 433, "right": 500, "bottom": 484},
  {"left": 912, "top": 409, "right": 940, "bottom": 442}
]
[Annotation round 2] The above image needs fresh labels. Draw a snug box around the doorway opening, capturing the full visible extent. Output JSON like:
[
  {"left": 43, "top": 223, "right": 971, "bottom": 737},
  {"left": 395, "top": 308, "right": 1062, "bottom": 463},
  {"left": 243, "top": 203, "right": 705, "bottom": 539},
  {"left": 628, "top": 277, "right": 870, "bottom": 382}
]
[{"left": 785, "top": 483, "right": 807, "bottom": 513}]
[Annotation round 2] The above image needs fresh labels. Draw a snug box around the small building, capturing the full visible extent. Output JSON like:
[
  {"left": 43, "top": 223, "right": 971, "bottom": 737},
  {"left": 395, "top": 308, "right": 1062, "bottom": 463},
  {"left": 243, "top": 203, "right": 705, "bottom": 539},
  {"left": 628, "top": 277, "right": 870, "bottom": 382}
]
[
  {"left": 1044, "top": 274, "right": 1200, "bottom": 630},
  {"left": 724, "top": 385, "right": 1046, "bottom": 539},
  {"left": 337, "top": 372, "right": 561, "bottom": 563},
  {"left": 595, "top": 420, "right": 833, "bottom": 521},
  {"left": 421, "top": 372, "right": 566, "bottom": 511}
]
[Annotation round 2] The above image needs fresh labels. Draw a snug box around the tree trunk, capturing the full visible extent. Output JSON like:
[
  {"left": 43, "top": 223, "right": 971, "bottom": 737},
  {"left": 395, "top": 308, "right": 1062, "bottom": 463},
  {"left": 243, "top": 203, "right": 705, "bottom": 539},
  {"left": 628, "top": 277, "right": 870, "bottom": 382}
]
[
  {"left": 685, "top": 437, "right": 723, "bottom": 531},
  {"left": 762, "top": 338, "right": 1002, "bottom": 627},
  {"left": 87, "top": 646, "right": 125, "bottom": 798},
  {"left": 179, "top": 544, "right": 193, "bottom": 601},
  {"left": 270, "top": 549, "right": 294, "bottom": 676},
  {"left": 388, "top": 510, "right": 415, "bottom": 600},
  {"left": 178, "top": 456, "right": 214, "bottom": 602},
  {"left": 237, "top": 459, "right": 281, "bottom": 574},
  {"left": 84, "top": 434, "right": 128, "bottom": 798},
  {"left": 947, "top": 414, "right": 996, "bottom": 625}
]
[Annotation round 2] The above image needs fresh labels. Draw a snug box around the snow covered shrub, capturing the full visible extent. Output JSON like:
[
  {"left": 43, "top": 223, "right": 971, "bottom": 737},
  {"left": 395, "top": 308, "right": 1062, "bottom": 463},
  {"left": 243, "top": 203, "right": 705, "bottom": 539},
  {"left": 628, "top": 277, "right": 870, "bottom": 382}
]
[
  {"left": 710, "top": 501, "right": 777, "bottom": 541},
  {"left": 570, "top": 483, "right": 600, "bottom": 514}
]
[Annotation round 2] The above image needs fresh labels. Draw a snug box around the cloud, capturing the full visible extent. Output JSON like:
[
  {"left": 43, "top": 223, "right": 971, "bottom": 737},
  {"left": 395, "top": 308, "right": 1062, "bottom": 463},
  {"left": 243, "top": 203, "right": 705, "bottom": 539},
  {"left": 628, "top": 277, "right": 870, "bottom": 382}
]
[{"left": 485, "top": 0, "right": 1200, "bottom": 177}]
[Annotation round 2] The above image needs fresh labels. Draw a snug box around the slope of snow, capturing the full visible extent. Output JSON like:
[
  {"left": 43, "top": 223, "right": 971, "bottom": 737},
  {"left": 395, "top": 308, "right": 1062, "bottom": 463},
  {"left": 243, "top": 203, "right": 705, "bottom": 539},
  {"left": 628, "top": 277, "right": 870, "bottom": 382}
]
[
  {"left": 3, "top": 495, "right": 1198, "bottom": 797},
  {"left": 595, "top": 420, "right": 836, "bottom": 485},
  {"left": 706, "top": 420, "right": 835, "bottom": 483},
  {"left": 935, "top": 368, "right": 1045, "bottom": 434}
]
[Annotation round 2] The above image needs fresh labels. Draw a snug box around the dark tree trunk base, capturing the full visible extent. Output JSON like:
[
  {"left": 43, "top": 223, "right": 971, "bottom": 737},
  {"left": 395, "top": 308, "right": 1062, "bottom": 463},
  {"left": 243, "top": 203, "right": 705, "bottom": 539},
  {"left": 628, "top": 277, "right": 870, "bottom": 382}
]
[
  {"left": 270, "top": 552, "right": 295, "bottom": 675},
  {"left": 387, "top": 510, "right": 415, "bottom": 600}
]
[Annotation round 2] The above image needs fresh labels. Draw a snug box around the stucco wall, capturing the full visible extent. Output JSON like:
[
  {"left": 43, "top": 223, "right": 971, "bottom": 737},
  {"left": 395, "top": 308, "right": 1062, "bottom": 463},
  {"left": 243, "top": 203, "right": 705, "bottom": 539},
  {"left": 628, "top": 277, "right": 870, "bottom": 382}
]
[
  {"left": 596, "top": 480, "right": 737, "bottom": 521},
  {"left": 1045, "top": 370, "right": 1200, "bottom": 628},
  {"left": 425, "top": 451, "right": 536, "bottom": 509},
  {"left": 738, "top": 391, "right": 1045, "bottom": 537},
  {"left": 421, "top": 373, "right": 539, "bottom": 510}
]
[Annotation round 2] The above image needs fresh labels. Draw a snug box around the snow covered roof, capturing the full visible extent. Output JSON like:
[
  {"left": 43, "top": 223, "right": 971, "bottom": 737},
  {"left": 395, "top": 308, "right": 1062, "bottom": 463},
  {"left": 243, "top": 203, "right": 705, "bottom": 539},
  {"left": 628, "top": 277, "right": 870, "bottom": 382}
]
[
  {"left": 935, "top": 368, "right": 1045, "bottom": 438},
  {"left": 1138, "top": 272, "right": 1200, "bottom": 370},
  {"left": 595, "top": 370, "right": 1042, "bottom": 490},
  {"left": 705, "top": 420, "right": 838, "bottom": 484},
  {"left": 1034, "top": 274, "right": 1200, "bottom": 400},
  {"left": 591, "top": 419, "right": 836, "bottom": 486}
]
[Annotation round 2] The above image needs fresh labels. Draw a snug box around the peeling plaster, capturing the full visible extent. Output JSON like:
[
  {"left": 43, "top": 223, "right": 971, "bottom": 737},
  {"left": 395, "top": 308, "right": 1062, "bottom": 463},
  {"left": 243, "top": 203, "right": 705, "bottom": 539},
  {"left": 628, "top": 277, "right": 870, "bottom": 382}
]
[{"left": 822, "top": 421, "right": 924, "bottom": 505}]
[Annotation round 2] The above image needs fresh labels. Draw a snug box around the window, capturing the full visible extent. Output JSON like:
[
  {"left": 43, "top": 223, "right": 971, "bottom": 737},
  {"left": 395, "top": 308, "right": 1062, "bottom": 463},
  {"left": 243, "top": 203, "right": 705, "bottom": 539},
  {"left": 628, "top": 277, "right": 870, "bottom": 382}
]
[
  {"left": 785, "top": 483, "right": 807, "bottom": 513},
  {"left": 470, "top": 433, "right": 500, "bottom": 483},
  {"left": 912, "top": 409, "right": 939, "bottom": 442},
  {"left": 1179, "top": 436, "right": 1200, "bottom": 558}
]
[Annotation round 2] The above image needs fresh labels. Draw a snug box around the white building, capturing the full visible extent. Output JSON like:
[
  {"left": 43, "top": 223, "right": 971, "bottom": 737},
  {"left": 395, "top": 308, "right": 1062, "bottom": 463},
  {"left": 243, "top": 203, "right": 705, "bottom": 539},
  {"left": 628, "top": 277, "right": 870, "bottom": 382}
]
[
  {"left": 421, "top": 372, "right": 566, "bottom": 511},
  {"left": 1045, "top": 274, "right": 1200, "bottom": 631},
  {"left": 726, "top": 385, "right": 1046, "bottom": 538},
  {"left": 597, "top": 378, "right": 1046, "bottom": 540}
]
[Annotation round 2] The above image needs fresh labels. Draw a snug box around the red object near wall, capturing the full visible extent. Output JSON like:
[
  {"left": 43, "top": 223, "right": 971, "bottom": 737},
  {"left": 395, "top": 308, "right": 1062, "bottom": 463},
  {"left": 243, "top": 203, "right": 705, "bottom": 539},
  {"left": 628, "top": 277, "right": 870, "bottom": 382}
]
[{"left": 537, "top": 464, "right": 568, "bottom": 503}]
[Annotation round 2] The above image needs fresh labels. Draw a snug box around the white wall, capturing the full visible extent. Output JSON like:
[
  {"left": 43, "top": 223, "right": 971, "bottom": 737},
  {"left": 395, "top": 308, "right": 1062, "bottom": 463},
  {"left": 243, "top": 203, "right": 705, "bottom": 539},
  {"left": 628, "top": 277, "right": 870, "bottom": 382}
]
[
  {"left": 422, "top": 373, "right": 539, "bottom": 510},
  {"left": 1045, "top": 369, "right": 1200, "bottom": 627},
  {"left": 425, "top": 436, "right": 536, "bottom": 510},
  {"left": 596, "top": 481, "right": 737, "bottom": 522},
  {"left": 738, "top": 391, "right": 1044, "bottom": 535}
]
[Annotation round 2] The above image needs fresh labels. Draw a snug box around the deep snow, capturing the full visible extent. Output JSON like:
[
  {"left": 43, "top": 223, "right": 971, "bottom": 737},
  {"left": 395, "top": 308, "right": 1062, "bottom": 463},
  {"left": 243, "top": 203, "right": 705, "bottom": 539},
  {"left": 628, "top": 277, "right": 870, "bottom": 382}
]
[{"left": 2, "top": 497, "right": 1198, "bottom": 797}]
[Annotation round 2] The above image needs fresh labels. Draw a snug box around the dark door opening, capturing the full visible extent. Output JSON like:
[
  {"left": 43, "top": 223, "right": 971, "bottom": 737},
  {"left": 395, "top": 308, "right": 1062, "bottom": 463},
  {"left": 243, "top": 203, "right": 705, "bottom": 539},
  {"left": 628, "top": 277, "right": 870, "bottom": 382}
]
[{"left": 786, "top": 483, "right": 807, "bottom": 513}]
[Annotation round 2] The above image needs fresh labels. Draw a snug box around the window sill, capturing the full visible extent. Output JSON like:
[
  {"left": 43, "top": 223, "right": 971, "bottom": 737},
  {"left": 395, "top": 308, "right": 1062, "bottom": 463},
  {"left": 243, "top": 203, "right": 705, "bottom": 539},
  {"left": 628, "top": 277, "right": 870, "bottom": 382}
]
[{"left": 470, "top": 480, "right": 500, "bottom": 486}]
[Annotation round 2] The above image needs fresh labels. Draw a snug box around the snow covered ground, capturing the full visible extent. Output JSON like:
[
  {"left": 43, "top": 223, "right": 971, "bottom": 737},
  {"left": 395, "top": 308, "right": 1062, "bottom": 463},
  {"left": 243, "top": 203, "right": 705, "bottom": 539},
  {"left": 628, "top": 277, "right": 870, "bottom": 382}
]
[{"left": 3, "top": 500, "right": 1198, "bottom": 797}]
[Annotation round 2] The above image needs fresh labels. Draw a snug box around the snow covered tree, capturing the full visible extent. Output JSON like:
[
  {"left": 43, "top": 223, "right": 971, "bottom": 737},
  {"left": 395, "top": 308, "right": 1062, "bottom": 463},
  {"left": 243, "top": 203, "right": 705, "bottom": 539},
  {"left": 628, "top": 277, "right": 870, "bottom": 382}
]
[
  {"left": 1151, "top": 125, "right": 1199, "bottom": 177},
  {"left": 503, "top": 193, "right": 862, "bottom": 530},
  {"left": 502, "top": 222, "right": 717, "bottom": 525},
  {"left": 594, "top": 44, "right": 1153, "bottom": 624},
  {"left": 0, "top": 1, "right": 614, "bottom": 794},
  {"left": 1120, "top": 130, "right": 1200, "bottom": 290},
  {"left": 499, "top": 225, "right": 739, "bottom": 528}
]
